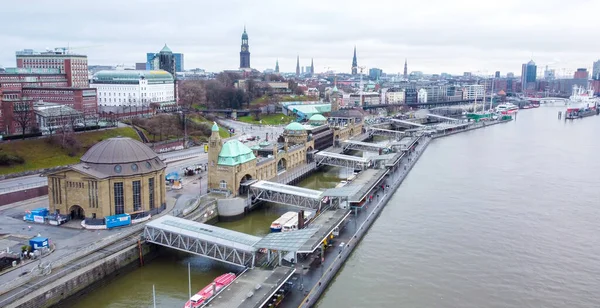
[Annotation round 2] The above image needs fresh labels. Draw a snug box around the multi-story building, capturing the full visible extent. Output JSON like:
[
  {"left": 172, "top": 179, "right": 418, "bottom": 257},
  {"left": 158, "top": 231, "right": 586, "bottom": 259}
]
[
  {"left": 592, "top": 60, "right": 600, "bottom": 81},
  {"left": 146, "top": 45, "right": 177, "bottom": 75},
  {"left": 91, "top": 70, "right": 175, "bottom": 108},
  {"left": 423, "top": 85, "right": 445, "bottom": 102},
  {"left": 574, "top": 68, "right": 589, "bottom": 79},
  {"left": 417, "top": 88, "right": 427, "bottom": 103},
  {"left": 385, "top": 89, "right": 405, "bottom": 104},
  {"left": 462, "top": 85, "right": 485, "bottom": 100},
  {"left": 369, "top": 68, "right": 383, "bottom": 80},
  {"left": 521, "top": 60, "right": 537, "bottom": 92},
  {"left": 347, "top": 92, "right": 380, "bottom": 107},
  {"left": 495, "top": 71, "right": 500, "bottom": 78},
  {"left": 0, "top": 66, "right": 98, "bottom": 135},
  {"left": 404, "top": 88, "right": 418, "bottom": 104},
  {"left": 16, "top": 48, "right": 89, "bottom": 88},
  {"left": 544, "top": 67, "right": 556, "bottom": 80}
]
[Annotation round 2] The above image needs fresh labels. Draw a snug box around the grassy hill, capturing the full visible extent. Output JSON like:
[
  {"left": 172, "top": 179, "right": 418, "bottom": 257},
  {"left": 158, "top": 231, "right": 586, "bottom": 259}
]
[{"left": 0, "top": 127, "right": 141, "bottom": 175}]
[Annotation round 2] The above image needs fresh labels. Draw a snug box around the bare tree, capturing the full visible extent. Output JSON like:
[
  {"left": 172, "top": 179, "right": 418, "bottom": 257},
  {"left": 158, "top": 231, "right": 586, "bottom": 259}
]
[
  {"left": 252, "top": 109, "right": 261, "bottom": 121},
  {"left": 12, "top": 100, "right": 35, "bottom": 139},
  {"left": 179, "top": 80, "right": 206, "bottom": 110}
]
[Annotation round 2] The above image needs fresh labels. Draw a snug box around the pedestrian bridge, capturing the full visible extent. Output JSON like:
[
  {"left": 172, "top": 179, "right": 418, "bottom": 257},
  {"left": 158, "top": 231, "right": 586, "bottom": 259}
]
[
  {"left": 143, "top": 215, "right": 261, "bottom": 267},
  {"left": 366, "top": 127, "right": 408, "bottom": 139},
  {"left": 390, "top": 118, "right": 426, "bottom": 127},
  {"left": 250, "top": 180, "right": 326, "bottom": 210},
  {"left": 427, "top": 113, "right": 459, "bottom": 123},
  {"left": 315, "top": 151, "right": 371, "bottom": 170},
  {"left": 342, "top": 140, "right": 392, "bottom": 153}
]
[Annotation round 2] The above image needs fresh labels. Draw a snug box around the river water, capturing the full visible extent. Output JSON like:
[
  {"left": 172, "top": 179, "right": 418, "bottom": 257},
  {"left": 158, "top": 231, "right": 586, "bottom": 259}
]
[
  {"left": 318, "top": 106, "right": 600, "bottom": 308},
  {"left": 69, "top": 106, "right": 600, "bottom": 308},
  {"left": 67, "top": 167, "right": 343, "bottom": 308}
]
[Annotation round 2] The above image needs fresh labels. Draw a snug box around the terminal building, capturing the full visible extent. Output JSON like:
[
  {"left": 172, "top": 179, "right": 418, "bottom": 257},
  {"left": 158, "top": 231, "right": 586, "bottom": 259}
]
[
  {"left": 45, "top": 137, "right": 167, "bottom": 226},
  {"left": 207, "top": 110, "right": 364, "bottom": 219}
]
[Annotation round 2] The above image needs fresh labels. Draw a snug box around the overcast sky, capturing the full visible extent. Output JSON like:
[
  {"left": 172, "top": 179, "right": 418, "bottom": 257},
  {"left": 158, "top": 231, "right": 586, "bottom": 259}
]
[{"left": 2, "top": 0, "right": 599, "bottom": 76}]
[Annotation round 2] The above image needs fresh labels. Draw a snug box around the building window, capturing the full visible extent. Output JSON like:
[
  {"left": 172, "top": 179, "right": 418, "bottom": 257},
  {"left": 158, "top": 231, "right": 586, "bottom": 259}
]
[
  {"left": 88, "top": 180, "right": 98, "bottom": 208},
  {"left": 220, "top": 180, "right": 227, "bottom": 189},
  {"left": 114, "top": 182, "right": 124, "bottom": 214},
  {"left": 133, "top": 180, "right": 141, "bottom": 211},
  {"left": 51, "top": 177, "right": 62, "bottom": 204},
  {"left": 149, "top": 177, "right": 155, "bottom": 210}
]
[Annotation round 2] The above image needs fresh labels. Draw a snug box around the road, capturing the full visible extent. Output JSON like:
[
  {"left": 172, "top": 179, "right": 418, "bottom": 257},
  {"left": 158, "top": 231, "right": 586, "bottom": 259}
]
[{"left": 0, "top": 147, "right": 206, "bottom": 193}]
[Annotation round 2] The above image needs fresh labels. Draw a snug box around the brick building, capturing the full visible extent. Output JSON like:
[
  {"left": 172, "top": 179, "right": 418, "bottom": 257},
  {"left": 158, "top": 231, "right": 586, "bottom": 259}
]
[
  {"left": 0, "top": 49, "right": 99, "bottom": 136},
  {"left": 16, "top": 48, "right": 89, "bottom": 88}
]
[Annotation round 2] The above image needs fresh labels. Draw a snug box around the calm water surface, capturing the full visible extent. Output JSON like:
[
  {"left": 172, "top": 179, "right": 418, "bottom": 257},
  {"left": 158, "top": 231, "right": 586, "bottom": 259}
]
[
  {"left": 318, "top": 107, "right": 600, "bottom": 308},
  {"left": 67, "top": 166, "right": 343, "bottom": 307}
]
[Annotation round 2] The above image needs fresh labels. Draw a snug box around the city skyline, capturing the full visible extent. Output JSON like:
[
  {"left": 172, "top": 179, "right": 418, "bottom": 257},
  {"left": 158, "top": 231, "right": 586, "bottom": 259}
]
[{"left": 2, "top": 0, "right": 599, "bottom": 75}]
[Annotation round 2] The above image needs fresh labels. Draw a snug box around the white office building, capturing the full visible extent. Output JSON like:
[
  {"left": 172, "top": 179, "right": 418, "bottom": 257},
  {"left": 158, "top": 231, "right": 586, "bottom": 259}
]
[
  {"left": 91, "top": 70, "right": 175, "bottom": 107},
  {"left": 462, "top": 85, "right": 485, "bottom": 100},
  {"left": 385, "top": 90, "right": 405, "bottom": 104},
  {"left": 417, "top": 88, "right": 428, "bottom": 103}
]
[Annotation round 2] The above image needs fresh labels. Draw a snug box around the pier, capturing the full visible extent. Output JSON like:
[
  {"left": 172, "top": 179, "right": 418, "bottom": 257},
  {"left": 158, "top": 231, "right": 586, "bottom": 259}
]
[{"left": 202, "top": 117, "right": 513, "bottom": 308}]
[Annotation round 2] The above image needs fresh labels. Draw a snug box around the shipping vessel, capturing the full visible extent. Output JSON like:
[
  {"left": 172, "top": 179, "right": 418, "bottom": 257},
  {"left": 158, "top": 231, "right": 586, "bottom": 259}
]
[{"left": 184, "top": 273, "right": 236, "bottom": 308}]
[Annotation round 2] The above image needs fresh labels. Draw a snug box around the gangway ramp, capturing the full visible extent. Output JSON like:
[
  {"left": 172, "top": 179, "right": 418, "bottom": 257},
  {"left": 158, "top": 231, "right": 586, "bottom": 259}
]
[
  {"left": 250, "top": 180, "right": 325, "bottom": 209},
  {"left": 366, "top": 127, "right": 408, "bottom": 139},
  {"left": 390, "top": 118, "right": 426, "bottom": 127},
  {"left": 315, "top": 151, "right": 371, "bottom": 170},
  {"left": 427, "top": 113, "right": 459, "bottom": 122},
  {"left": 342, "top": 140, "right": 391, "bottom": 152},
  {"left": 143, "top": 215, "right": 261, "bottom": 267}
]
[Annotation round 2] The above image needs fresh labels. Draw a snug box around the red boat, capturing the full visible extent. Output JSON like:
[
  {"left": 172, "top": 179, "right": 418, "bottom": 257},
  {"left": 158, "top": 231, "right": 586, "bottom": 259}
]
[{"left": 184, "top": 273, "right": 236, "bottom": 308}]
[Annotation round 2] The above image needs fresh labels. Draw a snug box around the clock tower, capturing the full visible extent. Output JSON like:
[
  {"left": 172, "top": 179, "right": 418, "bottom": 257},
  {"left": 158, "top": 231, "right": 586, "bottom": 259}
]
[{"left": 239, "top": 26, "right": 251, "bottom": 69}]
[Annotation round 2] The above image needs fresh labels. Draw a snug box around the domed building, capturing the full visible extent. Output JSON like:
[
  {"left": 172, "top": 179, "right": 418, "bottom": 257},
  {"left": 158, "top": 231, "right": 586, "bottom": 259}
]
[{"left": 45, "top": 137, "right": 167, "bottom": 225}]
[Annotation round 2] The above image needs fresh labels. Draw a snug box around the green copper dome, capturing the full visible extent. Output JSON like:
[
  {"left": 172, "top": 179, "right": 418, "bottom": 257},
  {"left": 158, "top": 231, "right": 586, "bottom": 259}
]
[
  {"left": 218, "top": 140, "right": 256, "bottom": 166},
  {"left": 259, "top": 141, "right": 271, "bottom": 147},
  {"left": 211, "top": 122, "right": 219, "bottom": 132},
  {"left": 309, "top": 114, "right": 327, "bottom": 122},
  {"left": 241, "top": 26, "right": 248, "bottom": 39},
  {"left": 285, "top": 122, "right": 305, "bottom": 131}
]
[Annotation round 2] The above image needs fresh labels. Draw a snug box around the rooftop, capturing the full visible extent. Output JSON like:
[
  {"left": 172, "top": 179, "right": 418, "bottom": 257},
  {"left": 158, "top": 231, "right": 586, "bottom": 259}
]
[
  {"left": 309, "top": 114, "right": 327, "bottom": 122},
  {"left": 284, "top": 122, "right": 306, "bottom": 131},
  {"left": 146, "top": 215, "right": 261, "bottom": 252},
  {"left": 80, "top": 137, "right": 160, "bottom": 165},
  {"left": 160, "top": 44, "right": 172, "bottom": 53},
  {"left": 92, "top": 70, "right": 174, "bottom": 84},
  {"left": 253, "top": 228, "right": 319, "bottom": 252},
  {"left": 218, "top": 140, "right": 256, "bottom": 166},
  {"left": 0, "top": 68, "right": 62, "bottom": 75}
]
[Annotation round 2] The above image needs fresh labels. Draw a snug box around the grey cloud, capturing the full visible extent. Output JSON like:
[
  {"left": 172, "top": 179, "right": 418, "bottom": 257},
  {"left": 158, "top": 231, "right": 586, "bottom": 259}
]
[{"left": 1, "top": 0, "right": 599, "bottom": 74}]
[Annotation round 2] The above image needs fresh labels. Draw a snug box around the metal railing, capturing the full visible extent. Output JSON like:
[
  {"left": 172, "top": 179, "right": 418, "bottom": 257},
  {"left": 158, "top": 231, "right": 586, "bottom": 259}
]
[
  {"left": 0, "top": 181, "right": 47, "bottom": 194},
  {"left": 0, "top": 223, "right": 145, "bottom": 299}
]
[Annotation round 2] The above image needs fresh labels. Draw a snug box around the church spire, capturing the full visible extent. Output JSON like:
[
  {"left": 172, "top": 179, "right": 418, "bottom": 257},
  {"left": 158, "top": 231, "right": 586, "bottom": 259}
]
[
  {"left": 275, "top": 59, "right": 279, "bottom": 73},
  {"left": 310, "top": 58, "right": 314, "bottom": 76},
  {"left": 296, "top": 55, "right": 300, "bottom": 77},
  {"left": 403, "top": 58, "right": 408, "bottom": 79},
  {"left": 351, "top": 46, "right": 358, "bottom": 75}
]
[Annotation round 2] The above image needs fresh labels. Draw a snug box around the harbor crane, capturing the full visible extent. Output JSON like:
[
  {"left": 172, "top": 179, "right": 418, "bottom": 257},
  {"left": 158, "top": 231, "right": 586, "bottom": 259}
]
[{"left": 54, "top": 45, "right": 103, "bottom": 54}]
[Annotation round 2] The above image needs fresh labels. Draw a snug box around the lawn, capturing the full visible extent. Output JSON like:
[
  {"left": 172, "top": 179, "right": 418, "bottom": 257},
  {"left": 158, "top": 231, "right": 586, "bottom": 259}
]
[
  {"left": 219, "top": 127, "right": 231, "bottom": 138},
  {"left": 237, "top": 113, "right": 295, "bottom": 125},
  {"left": 0, "top": 127, "right": 141, "bottom": 175}
]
